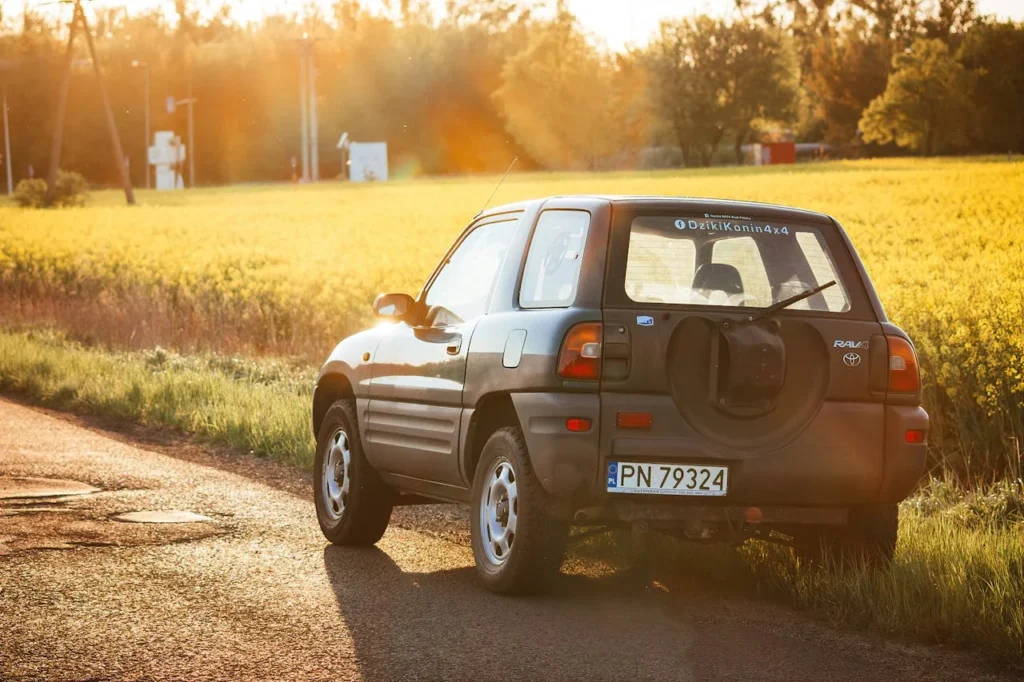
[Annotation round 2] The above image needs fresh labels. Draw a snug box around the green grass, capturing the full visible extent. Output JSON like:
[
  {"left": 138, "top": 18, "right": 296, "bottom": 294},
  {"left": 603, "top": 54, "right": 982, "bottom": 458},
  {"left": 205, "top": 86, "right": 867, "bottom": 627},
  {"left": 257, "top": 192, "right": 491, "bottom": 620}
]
[
  {"left": 1, "top": 327, "right": 1022, "bottom": 659},
  {"left": 0, "top": 329, "right": 316, "bottom": 467}
]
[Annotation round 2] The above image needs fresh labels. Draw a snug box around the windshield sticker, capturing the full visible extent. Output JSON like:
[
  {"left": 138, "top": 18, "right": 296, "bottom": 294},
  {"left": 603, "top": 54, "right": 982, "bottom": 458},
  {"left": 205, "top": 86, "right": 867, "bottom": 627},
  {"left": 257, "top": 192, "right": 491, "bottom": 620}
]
[
  {"left": 675, "top": 219, "right": 790, "bottom": 236},
  {"left": 704, "top": 212, "right": 752, "bottom": 220}
]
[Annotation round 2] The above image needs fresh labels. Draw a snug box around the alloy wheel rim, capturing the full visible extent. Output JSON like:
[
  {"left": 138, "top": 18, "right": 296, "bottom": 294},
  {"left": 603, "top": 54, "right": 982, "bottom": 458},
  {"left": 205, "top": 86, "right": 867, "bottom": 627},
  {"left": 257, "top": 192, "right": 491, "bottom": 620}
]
[
  {"left": 480, "top": 459, "right": 518, "bottom": 566},
  {"left": 322, "top": 427, "right": 351, "bottom": 521}
]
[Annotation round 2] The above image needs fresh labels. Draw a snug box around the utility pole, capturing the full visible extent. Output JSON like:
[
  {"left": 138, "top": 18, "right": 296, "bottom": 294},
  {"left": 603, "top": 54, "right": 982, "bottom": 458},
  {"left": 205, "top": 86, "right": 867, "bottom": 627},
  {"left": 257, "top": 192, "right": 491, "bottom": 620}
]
[
  {"left": 298, "top": 45, "right": 310, "bottom": 183},
  {"left": 46, "top": 0, "right": 135, "bottom": 206},
  {"left": 80, "top": 1, "right": 135, "bottom": 204},
  {"left": 187, "top": 71, "right": 195, "bottom": 188},
  {"left": 131, "top": 60, "right": 150, "bottom": 189},
  {"left": 308, "top": 44, "right": 319, "bottom": 182},
  {"left": 45, "top": 2, "right": 80, "bottom": 205},
  {"left": 2, "top": 83, "right": 11, "bottom": 195}
]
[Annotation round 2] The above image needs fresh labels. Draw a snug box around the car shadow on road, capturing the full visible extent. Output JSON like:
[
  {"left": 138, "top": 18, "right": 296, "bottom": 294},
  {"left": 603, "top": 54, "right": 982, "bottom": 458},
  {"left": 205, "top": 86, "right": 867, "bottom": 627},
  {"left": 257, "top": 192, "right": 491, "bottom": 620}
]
[
  {"left": 321, "top": 543, "right": 1016, "bottom": 682},
  {"left": 322, "top": 544, "right": 697, "bottom": 682}
]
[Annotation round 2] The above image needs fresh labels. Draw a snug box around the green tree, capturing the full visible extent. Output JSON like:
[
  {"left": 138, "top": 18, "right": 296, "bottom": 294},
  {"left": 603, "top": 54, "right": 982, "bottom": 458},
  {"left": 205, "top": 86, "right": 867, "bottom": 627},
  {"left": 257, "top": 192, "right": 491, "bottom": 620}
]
[
  {"left": 957, "top": 21, "right": 1024, "bottom": 153},
  {"left": 803, "top": 19, "right": 891, "bottom": 147},
  {"left": 646, "top": 16, "right": 796, "bottom": 166},
  {"left": 493, "top": 4, "right": 621, "bottom": 169},
  {"left": 645, "top": 17, "right": 730, "bottom": 166},
  {"left": 859, "top": 38, "right": 974, "bottom": 155},
  {"left": 725, "top": 21, "right": 799, "bottom": 163}
]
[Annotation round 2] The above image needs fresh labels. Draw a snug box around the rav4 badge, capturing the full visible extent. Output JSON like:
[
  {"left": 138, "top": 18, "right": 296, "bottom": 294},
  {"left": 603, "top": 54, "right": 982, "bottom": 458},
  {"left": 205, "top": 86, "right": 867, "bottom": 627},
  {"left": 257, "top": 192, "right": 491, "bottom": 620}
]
[{"left": 833, "top": 340, "right": 868, "bottom": 349}]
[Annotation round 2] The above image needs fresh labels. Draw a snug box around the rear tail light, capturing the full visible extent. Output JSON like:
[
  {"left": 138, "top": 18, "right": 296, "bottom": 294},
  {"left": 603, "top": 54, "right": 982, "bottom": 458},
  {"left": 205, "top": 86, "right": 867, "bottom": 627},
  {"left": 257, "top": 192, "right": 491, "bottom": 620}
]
[
  {"left": 558, "top": 322, "right": 602, "bottom": 381},
  {"left": 905, "top": 429, "right": 926, "bottom": 444},
  {"left": 886, "top": 336, "right": 920, "bottom": 394}
]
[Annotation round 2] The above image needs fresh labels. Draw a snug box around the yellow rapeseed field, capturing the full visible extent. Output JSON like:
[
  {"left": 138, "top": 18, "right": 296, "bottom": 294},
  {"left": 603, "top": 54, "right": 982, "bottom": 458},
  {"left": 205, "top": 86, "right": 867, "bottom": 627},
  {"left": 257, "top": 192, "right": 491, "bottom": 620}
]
[{"left": 1, "top": 157, "right": 1022, "bottom": 472}]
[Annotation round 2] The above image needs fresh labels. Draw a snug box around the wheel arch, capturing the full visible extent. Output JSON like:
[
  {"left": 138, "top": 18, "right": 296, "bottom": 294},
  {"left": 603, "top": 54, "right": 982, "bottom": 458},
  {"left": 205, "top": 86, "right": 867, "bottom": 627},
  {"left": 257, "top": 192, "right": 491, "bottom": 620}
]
[
  {"left": 462, "top": 392, "right": 521, "bottom": 485},
  {"left": 313, "top": 372, "right": 355, "bottom": 437}
]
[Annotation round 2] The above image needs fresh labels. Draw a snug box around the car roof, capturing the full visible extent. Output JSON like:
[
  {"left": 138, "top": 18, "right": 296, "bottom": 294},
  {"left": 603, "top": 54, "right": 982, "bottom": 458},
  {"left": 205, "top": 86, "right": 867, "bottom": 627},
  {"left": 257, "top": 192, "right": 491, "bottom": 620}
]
[{"left": 480, "top": 195, "right": 833, "bottom": 224}]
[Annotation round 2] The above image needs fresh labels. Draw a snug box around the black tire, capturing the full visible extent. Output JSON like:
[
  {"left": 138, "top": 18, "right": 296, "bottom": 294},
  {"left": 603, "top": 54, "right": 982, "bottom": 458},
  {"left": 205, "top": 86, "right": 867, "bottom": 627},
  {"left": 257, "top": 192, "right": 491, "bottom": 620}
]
[
  {"left": 470, "top": 426, "right": 568, "bottom": 595},
  {"left": 794, "top": 504, "right": 898, "bottom": 566},
  {"left": 313, "top": 399, "right": 394, "bottom": 546},
  {"left": 844, "top": 503, "right": 898, "bottom": 563}
]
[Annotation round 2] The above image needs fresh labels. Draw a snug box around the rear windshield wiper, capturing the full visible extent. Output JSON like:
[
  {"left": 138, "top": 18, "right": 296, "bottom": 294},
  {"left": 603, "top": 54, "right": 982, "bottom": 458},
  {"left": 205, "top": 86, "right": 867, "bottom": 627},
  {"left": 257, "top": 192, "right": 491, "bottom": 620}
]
[{"left": 750, "top": 280, "right": 836, "bottom": 321}]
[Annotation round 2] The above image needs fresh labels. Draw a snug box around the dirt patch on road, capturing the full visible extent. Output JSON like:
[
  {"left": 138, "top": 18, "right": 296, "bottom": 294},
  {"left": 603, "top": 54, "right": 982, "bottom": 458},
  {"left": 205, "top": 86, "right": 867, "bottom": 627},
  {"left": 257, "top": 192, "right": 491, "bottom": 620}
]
[{"left": 1, "top": 498, "right": 224, "bottom": 555}]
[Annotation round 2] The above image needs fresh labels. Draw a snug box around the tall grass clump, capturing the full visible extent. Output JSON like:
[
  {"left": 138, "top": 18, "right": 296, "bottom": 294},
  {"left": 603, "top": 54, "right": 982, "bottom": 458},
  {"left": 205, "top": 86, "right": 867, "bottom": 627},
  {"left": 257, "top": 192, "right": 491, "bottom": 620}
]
[{"left": 0, "top": 330, "right": 315, "bottom": 467}]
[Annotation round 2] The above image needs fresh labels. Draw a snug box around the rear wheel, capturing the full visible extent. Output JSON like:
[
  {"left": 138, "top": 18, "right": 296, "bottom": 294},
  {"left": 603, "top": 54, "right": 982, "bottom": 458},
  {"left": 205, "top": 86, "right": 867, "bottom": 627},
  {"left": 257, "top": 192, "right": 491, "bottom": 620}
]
[
  {"left": 795, "top": 504, "right": 898, "bottom": 565},
  {"left": 314, "top": 399, "right": 394, "bottom": 546},
  {"left": 470, "top": 427, "right": 568, "bottom": 595}
]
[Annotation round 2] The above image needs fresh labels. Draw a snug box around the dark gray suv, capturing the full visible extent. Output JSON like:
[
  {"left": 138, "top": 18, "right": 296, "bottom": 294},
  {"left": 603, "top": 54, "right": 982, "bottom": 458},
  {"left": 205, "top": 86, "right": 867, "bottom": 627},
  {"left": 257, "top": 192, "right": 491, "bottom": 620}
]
[{"left": 312, "top": 196, "right": 928, "bottom": 594}]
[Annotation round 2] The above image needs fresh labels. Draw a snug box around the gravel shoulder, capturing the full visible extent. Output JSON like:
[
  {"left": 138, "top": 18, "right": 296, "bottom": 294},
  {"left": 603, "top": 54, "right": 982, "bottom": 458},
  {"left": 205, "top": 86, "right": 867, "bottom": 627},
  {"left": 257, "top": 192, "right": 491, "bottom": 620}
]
[{"left": 0, "top": 397, "right": 1018, "bottom": 682}]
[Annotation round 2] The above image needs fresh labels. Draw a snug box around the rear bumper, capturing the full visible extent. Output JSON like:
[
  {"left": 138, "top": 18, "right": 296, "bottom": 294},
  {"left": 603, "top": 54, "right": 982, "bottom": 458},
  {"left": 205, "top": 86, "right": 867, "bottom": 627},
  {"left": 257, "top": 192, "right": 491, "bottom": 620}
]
[
  {"left": 879, "top": 405, "right": 929, "bottom": 502},
  {"left": 511, "top": 392, "right": 927, "bottom": 508},
  {"left": 573, "top": 502, "right": 847, "bottom": 528}
]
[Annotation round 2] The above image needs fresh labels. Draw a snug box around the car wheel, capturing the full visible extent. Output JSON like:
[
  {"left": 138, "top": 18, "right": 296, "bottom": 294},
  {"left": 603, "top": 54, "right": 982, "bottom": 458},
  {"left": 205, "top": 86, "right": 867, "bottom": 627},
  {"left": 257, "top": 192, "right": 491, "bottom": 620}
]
[
  {"left": 843, "top": 503, "right": 898, "bottom": 563},
  {"left": 470, "top": 426, "right": 568, "bottom": 595},
  {"left": 794, "top": 504, "right": 898, "bottom": 566},
  {"left": 314, "top": 399, "right": 394, "bottom": 546}
]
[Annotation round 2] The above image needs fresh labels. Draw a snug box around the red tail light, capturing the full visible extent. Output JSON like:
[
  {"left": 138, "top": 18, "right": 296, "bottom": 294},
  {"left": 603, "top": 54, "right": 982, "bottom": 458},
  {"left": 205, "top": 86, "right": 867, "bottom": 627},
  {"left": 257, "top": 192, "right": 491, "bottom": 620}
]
[
  {"left": 558, "top": 323, "right": 602, "bottom": 381},
  {"left": 905, "top": 429, "right": 926, "bottom": 444},
  {"left": 887, "top": 336, "right": 920, "bottom": 394}
]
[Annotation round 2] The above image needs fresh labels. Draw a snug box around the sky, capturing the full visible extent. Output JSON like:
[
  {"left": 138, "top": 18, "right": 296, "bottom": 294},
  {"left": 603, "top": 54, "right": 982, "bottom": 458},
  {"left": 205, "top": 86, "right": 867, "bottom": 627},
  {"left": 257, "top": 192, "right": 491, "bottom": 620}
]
[{"left": 16, "top": 0, "right": 1024, "bottom": 50}]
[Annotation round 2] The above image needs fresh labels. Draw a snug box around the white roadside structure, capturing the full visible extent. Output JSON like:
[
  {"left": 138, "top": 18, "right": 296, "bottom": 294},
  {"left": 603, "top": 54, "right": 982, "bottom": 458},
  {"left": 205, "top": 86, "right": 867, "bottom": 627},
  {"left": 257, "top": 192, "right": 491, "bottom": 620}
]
[
  {"left": 337, "top": 133, "right": 388, "bottom": 182},
  {"left": 147, "top": 131, "right": 185, "bottom": 190}
]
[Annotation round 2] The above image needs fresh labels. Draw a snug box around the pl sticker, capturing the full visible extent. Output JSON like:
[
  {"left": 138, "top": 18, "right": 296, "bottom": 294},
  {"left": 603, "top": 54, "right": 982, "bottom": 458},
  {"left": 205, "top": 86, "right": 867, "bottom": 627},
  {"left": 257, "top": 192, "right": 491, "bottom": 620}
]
[{"left": 637, "top": 315, "right": 654, "bottom": 327}]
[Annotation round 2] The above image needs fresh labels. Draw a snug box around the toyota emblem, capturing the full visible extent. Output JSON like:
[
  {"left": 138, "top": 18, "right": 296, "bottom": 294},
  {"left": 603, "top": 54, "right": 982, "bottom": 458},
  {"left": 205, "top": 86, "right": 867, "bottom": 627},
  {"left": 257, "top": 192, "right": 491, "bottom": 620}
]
[{"left": 843, "top": 352, "right": 862, "bottom": 367}]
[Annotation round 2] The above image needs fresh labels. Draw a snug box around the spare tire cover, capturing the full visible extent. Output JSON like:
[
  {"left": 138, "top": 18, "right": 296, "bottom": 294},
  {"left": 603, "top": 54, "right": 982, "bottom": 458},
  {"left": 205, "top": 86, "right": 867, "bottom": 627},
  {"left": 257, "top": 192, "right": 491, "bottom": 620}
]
[{"left": 666, "top": 316, "right": 830, "bottom": 450}]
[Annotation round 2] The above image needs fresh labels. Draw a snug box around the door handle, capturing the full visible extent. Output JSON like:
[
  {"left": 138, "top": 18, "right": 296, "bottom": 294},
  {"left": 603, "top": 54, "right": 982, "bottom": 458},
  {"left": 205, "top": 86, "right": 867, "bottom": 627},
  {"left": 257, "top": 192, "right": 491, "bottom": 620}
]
[{"left": 446, "top": 338, "right": 462, "bottom": 355}]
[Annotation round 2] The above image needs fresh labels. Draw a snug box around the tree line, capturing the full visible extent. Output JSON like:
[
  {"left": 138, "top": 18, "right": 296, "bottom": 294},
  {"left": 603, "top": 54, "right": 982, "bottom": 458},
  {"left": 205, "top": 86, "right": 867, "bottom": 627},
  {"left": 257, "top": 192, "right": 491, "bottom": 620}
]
[{"left": 0, "top": 0, "right": 1020, "bottom": 188}]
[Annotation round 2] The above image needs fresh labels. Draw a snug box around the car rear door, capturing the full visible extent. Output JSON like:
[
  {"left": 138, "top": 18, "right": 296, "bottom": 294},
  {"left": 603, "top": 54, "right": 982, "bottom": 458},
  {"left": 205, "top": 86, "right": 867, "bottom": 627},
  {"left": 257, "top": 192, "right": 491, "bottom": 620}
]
[{"left": 599, "top": 204, "right": 887, "bottom": 505}]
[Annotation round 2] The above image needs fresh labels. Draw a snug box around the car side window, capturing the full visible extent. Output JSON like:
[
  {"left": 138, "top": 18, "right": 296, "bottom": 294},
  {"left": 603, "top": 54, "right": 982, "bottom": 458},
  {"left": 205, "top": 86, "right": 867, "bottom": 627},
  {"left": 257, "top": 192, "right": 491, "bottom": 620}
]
[
  {"left": 519, "top": 210, "right": 590, "bottom": 308},
  {"left": 423, "top": 219, "right": 516, "bottom": 325}
]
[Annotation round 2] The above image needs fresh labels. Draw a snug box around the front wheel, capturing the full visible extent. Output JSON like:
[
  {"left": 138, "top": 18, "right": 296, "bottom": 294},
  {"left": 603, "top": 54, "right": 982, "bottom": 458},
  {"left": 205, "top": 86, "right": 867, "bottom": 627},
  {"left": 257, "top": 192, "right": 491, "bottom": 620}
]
[
  {"left": 470, "top": 427, "right": 568, "bottom": 595},
  {"left": 314, "top": 399, "right": 394, "bottom": 546}
]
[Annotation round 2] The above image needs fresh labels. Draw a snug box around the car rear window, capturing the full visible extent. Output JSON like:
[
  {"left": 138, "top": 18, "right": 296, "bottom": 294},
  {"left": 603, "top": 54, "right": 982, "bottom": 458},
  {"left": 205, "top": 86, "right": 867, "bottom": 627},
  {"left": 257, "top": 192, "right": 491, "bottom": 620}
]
[{"left": 624, "top": 215, "right": 850, "bottom": 313}]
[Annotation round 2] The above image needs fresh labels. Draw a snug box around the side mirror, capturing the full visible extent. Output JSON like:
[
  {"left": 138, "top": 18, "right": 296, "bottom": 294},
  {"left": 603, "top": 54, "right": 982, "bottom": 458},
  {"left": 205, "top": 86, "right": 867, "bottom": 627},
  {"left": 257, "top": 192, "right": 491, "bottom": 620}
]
[{"left": 373, "top": 293, "right": 416, "bottom": 321}]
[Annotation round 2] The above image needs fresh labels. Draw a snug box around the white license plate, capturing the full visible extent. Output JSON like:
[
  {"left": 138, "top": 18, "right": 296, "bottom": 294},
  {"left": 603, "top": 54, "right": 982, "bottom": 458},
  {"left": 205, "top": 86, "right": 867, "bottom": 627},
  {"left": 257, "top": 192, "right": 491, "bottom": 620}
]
[{"left": 607, "top": 462, "right": 728, "bottom": 496}]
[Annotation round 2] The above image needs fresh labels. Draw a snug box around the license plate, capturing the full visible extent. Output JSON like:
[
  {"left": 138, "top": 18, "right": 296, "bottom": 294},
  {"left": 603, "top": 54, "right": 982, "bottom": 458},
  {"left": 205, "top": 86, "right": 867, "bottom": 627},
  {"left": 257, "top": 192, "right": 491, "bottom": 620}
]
[{"left": 607, "top": 462, "right": 728, "bottom": 496}]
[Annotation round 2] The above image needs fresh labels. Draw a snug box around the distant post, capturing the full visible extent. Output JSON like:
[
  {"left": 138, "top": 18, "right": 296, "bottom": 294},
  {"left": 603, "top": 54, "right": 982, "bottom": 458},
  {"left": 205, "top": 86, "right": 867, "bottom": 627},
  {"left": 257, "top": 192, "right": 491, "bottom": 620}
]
[
  {"left": 1, "top": 74, "right": 12, "bottom": 196},
  {"left": 187, "top": 71, "right": 195, "bottom": 188},
  {"left": 131, "top": 60, "right": 151, "bottom": 189},
  {"left": 298, "top": 44, "right": 310, "bottom": 183},
  {"left": 308, "top": 42, "right": 319, "bottom": 182},
  {"left": 295, "top": 34, "right": 319, "bottom": 183}
]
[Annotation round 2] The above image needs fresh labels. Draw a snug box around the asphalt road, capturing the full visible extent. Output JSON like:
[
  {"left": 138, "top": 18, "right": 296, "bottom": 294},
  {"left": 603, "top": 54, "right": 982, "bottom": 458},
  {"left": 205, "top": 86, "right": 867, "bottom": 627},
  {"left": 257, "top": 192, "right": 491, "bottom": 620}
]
[{"left": 0, "top": 397, "right": 1017, "bottom": 682}]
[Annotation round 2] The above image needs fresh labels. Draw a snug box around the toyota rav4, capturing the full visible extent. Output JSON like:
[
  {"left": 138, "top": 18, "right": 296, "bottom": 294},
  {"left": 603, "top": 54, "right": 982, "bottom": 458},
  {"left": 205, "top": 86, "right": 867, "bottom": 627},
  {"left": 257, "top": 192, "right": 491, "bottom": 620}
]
[{"left": 311, "top": 196, "right": 928, "bottom": 594}]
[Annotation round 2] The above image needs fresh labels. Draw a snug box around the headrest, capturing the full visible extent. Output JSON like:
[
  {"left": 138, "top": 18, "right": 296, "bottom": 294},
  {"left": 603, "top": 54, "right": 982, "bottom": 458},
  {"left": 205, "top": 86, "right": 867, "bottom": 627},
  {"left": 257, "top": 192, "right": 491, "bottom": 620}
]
[{"left": 692, "top": 263, "right": 744, "bottom": 296}]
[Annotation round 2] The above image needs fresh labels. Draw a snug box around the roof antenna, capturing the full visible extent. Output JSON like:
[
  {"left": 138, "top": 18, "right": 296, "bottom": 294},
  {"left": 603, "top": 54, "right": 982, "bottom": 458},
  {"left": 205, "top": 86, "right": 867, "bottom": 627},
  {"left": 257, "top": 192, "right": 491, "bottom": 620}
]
[{"left": 478, "top": 156, "right": 518, "bottom": 216}]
